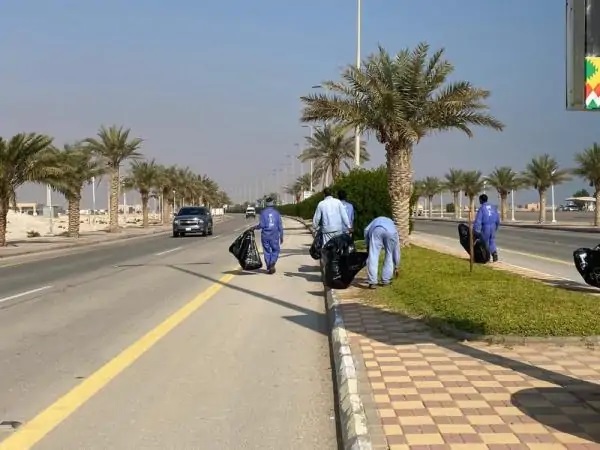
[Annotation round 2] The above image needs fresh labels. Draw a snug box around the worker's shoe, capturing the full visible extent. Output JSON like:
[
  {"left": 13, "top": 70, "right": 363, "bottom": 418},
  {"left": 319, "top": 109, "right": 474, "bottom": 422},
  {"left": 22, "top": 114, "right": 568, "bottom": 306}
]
[{"left": 492, "top": 252, "right": 498, "bottom": 262}]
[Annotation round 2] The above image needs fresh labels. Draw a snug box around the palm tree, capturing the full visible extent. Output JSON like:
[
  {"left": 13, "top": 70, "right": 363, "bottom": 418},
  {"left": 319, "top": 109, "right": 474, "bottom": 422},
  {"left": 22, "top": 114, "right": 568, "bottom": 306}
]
[
  {"left": 0, "top": 133, "right": 56, "bottom": 246},
  {"left": 521, "top": 154, "right": 571, "bottom": 223},
  {"left": 84, "top": 125, "right": 143, "bottom": 232},
  {"left": 573, "top": 143, "right": 600, "bottom": 226},
  {"left": 485, "top": 166, "right": 522, "bottom": 221},
  {"left": 299, "top": 124, "right": 369, "bottom": 184},
  {"left": 461, "top": 170, "right": 485, "bottom": 220},
  {"left": 421, "top": 177, "right": 441, "bottom": 218},
  {"left": 156, "top": 165, "right": 179, "bottom": 223},
  {"left": 410, "top": 180, "right": 424, "bottom": 217},
  {"left": 46, "top": 143, "right": 105, "bottom": 237},
  {"left": 123, "top": 159, "right": 159, "bottom": 228},
  {"left": 301, "top": 43, "right": 504, "bottom": 245},
  {"left": 443, "top": 169, "right": 464, "bottom": 219}
]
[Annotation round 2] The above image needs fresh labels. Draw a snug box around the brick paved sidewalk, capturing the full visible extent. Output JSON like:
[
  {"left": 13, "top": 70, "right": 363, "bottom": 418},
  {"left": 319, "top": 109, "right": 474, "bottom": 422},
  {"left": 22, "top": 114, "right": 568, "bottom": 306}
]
[{"left": 337, "top": 286, "right": 600, "bottom": 449}]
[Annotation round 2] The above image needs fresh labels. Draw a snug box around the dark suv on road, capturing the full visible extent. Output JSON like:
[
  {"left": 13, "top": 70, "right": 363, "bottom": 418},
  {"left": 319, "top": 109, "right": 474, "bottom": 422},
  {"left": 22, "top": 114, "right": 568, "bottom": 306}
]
[{"left": 172, "top": 206, "right": 213, "bottom": 237}]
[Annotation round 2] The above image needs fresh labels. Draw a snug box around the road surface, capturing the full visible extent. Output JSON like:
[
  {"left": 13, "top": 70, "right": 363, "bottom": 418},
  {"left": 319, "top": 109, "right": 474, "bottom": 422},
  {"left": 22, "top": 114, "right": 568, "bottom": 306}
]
[
  {"left": 413, "top": 220, "right": 600, "bottom": 285},
  {"left": 420, "top": 210, "right": 597, "bottom": 224},
  {"left": 0, "top": 216, "right": 338, "bottom": 449}
]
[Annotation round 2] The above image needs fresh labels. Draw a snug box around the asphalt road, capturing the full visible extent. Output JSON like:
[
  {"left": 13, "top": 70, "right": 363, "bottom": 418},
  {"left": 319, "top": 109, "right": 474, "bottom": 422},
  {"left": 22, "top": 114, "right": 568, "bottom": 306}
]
[
  {"left": 414, "top": 220, "right": 600, "bottom": 263},
  {"left": 424, "top": 210, "right": 597, "bottom": 224},
  {"left": 0, "top": 216, "right": 337, "bottom": 449}
]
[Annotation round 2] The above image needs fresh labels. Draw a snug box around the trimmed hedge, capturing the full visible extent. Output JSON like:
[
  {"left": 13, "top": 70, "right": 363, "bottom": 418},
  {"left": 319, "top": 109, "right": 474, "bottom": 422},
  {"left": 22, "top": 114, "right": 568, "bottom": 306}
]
[{"left": 279, "top": 167, "right": 392, "bottom": 239}]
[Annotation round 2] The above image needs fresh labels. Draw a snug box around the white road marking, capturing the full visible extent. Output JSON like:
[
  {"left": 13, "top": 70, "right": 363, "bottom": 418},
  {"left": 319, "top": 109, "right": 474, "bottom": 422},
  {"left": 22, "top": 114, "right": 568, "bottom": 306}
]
[
  {"left": 0, "top": 285, "right": 53, "bottom": 304},
  {"left": 155, "top": 246, "right": 182, "bottom": 256}
]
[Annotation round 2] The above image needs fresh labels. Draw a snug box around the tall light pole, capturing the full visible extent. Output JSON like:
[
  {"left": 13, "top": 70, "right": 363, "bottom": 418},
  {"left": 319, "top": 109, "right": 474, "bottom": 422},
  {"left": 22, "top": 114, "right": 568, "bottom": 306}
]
[
  {"left": 46, "top": 184, "right": 53, "bottom": 234},
  {"left": 440, "top": 191, "right": 444, "bottom": 218},
  {"left": 551, "top": 169, "right": 557, "bottom": 223},
  {"left": 354, "top": 0, "right": 362, "bottom": 167},
  {"left": 510, "top": 189, "right": 516, "bottom": 221}
]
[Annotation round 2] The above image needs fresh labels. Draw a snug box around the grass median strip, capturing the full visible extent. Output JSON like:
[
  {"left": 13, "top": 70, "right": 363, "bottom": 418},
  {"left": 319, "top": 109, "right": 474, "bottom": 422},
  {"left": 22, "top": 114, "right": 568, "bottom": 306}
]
[{"left": 353, "top": 241, "right": 600, "bottom": 337}]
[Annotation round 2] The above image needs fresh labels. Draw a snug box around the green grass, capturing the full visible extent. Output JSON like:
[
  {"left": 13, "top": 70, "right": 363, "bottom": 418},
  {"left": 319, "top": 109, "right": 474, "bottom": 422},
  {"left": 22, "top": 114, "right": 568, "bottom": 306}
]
[{"left": 353, "top": 241, "right": 600, "bottom": 337}]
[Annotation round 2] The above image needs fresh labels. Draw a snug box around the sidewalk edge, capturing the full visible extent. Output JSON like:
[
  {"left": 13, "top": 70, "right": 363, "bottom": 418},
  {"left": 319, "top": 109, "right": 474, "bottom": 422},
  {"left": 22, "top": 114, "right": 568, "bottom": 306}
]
[
  {"left": 327, "top": 288, "right": 373, "bottom": 450},
  {"left": 285, "top": 215, "right": 373, "bottom": 450}
]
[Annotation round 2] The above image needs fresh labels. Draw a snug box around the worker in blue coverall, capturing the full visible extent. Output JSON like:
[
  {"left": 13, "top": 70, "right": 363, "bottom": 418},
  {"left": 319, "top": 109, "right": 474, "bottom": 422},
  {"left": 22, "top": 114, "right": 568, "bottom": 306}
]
[
  {"left": 364, "top": 216, "right": 401, "bottom": 288},
  {"left": 473, "top": 193, "right": 500, "bottom": 262},
  {"left": 254, "top": 197, "right": 284, "bottom": 274}
]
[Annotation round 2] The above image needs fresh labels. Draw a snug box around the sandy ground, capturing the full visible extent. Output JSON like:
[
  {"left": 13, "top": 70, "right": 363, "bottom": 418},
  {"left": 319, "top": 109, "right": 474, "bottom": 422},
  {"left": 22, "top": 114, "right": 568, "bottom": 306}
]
[{"left": 5, "top": 211, "right": 163, "bottom": 240}]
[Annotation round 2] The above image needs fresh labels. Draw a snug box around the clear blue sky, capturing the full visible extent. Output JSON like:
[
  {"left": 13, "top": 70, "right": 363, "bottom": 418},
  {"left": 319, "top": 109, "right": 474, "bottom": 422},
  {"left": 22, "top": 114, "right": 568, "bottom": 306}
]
[{"left": 2, "top": 0, "right": 598, "bottom": 207}]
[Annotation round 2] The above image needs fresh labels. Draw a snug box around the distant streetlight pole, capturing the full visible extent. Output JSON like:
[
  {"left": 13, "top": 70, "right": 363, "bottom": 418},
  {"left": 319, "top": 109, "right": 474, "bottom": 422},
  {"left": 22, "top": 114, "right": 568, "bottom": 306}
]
[
  {"left": 46, "top": 184, "right": 53, "bottom": 234},
  {"left": 551, "top": 169, "right": 557, "bottom": 223},
  {"left": 440, "top": 191, "right": 444, "bottom": 218},
  {"left": 354, "top": 0, "right": 362, "bottom": 167},
  {"left": 511, "top": 189, "right": 516, "bottom": 221},
  {"left": 458, "top": 190, "right": 463, "bottom": 219}
]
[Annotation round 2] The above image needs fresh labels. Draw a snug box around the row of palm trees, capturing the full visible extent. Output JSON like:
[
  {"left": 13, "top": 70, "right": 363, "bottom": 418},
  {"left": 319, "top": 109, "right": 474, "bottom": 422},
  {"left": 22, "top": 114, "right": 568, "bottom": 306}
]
[
  {"left": 0, "top": 125, "right": 228, "bottom": 246},
  {"left": 416, "top": 146, "right": 600, "bottom": 225}
]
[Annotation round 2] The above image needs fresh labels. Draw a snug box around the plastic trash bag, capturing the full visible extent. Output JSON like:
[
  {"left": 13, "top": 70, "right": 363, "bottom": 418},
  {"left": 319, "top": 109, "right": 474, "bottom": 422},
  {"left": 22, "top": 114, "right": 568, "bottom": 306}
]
[
  {"left": 229, "top": 229, "right": 263, "bottom": 271},
  {"left": 309, "top": 230, "right": 322, "bottom": 260},
  {"left": 457, "top": 223, "right": 490, "bottom": 264},
  {"left": 321, "top": 234, "right": 367, "bottom": 289},
  {"left": 573, "top": 246, "right": 600, "bottom": 288}
]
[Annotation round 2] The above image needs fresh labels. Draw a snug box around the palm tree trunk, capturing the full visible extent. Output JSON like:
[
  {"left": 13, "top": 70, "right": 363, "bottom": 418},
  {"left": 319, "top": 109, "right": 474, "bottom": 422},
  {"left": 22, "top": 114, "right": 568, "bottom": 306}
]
[
  {"left": 428, "top": 195, "right": 434, "bottom": 217},
  {"left": 0, "top": 196, "right": 9, "bottom": 247},
  {"left": 109, "top": 166, "right": 119, "bottom": 232},
  {"left": 386, "top": 144, "right": 412, "bottom": 246},
  {"left": 141, "top": 193, "right": 149, "bottom": 228},
  {"left": 500, "top": 193, "right": 508, "bottom": 221},
  {"left": 453, "top": 191, "right": 459, "bottom": 219},
  {"left": 539, "top": 190, "right": 547, "bottom": 223},
  {"left": 469, "top": 197, "right": 475, "bottom": 222},
  {"left": 595, "top": 190, "right": 600, "bottom": 226},
  {"left": 67, "top": 194, "right": 81, "bottom": 238}
]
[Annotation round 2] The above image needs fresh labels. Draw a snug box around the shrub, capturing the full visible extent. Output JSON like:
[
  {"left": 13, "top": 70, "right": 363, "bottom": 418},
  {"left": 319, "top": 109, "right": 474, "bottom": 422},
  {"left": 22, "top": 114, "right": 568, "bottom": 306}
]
[{"left": 279, "top": 167, "right": 391, "bottom": 239}]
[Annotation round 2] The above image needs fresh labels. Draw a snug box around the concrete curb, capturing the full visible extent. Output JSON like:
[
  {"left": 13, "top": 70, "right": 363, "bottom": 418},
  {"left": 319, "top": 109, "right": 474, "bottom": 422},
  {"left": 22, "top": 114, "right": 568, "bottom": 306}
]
[
  {"left": 414, "top": 217, "right": 600, "bottom": 233},
  {"left": 327, "top": 288, "right": 372, "bottom": 450},
  {"left": 285, "top": 215, "right": 373, "bottom": 449}
]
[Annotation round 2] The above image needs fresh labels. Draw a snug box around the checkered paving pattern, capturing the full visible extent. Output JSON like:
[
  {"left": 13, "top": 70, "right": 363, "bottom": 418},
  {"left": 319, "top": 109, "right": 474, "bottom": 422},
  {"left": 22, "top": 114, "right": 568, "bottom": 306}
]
[{"left": 339, "top": 294, "right": 600, "bottom": 449}]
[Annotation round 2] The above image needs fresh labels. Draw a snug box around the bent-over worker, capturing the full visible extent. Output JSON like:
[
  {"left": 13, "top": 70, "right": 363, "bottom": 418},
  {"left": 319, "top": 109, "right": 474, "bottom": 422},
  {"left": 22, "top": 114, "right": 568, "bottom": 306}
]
[
  {"left": 473, "top": 193, "right": 500, "bottom": 262},
  {"left": 364, "top": 216, "right": 400, "bottom": 288},
  {"left": 254, "top": 197, "right": 284, "bottom": 274}
]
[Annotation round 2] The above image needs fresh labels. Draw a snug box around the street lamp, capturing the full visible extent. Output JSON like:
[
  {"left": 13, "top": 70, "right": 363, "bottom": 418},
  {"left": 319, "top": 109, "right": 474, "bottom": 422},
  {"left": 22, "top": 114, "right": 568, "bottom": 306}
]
[
  {"left": 551, "top": 169, "right": 557, "bottom": 223},
  {"left": 354, "top": 0, "right": 362, "bottom": 167},
  {"left": 511, "top": 189, "right": 516, "bottom": 221},
  {"left": 459, "top": 190, "right": 463, "bottom": 219},
  {"left": 440, "top": 191, "right": 444, "bottom": 218},
  {"left": 46, "top": 184, "right": 53, "bottom": 235}
]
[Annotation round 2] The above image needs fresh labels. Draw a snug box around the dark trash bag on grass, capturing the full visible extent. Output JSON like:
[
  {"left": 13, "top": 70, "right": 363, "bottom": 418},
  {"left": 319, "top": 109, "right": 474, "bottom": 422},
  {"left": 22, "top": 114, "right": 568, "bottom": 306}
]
[
  {"left": 573, "top": 246, "right": 600, "bottom": 288},
  {"left": 309, "top": 230, "right": 322, "bottom": 260},
  {"left": 229, "top": 229, "right": 263, "bottom": 271},
  {"left": 457, "top": 223, "right": 490, "bottom": 264},
  {"left": 321, "top": 234, "right": 367, "bottom": 289}
]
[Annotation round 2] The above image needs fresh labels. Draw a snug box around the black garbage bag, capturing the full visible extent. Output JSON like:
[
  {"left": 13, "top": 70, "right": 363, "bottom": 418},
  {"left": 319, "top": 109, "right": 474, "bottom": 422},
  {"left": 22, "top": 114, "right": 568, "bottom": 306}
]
[
  {"left": 229, "top": 229, "right": 263, "bottom": 270},
  {"left": 228, "top": 231, "right": 245, "bottom": 259},
  {"left": 309, "top": 230, "right": 323, "bottom": 260},
  {"left": 573, "top": 246, "right": 600, "bottom": 288},
  {"left": 457, "top": 223, "right": 490, "bottom": 264},
  {"left": 322, "top": 234, "right": 366, "bottom": 289}
]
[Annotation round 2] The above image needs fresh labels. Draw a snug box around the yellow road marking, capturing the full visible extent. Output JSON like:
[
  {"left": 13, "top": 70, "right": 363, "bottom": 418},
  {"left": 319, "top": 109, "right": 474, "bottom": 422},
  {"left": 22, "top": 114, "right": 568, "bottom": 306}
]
[
  {"left": 418, "top": 233, "right": 573, "bottom": 266},
  {"left": 0, "top": 272, "right": 235, "bottom": 450}
]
